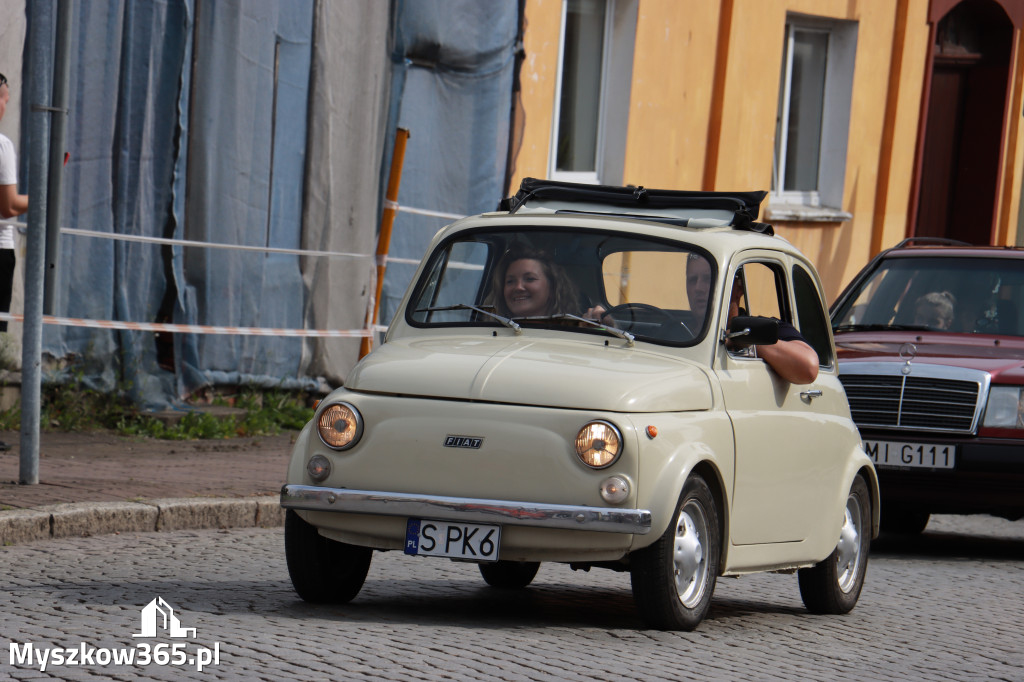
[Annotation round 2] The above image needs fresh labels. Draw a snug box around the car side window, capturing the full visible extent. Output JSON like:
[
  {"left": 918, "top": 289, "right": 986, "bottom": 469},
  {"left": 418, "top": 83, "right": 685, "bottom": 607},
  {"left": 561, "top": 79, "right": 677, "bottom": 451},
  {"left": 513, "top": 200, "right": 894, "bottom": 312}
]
[
  {"left": 735, "top": 261, "right": 786, "bottom": 319},
  {"left": 728, "top": 261, "right": 787, "bottom": 357},
  {"left": 409, "top": 241, "right": 490, "bottom": 323},
  {"left": 793, "top": 265, "right": 833, "bottom": 367}
]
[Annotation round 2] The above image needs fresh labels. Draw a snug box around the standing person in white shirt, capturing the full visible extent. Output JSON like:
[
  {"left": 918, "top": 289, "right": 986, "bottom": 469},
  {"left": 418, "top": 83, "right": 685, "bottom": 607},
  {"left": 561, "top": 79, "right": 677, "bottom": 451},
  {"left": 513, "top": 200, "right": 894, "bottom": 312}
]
[{"left": 0, "top": 71, "right": 29, "bottom": 335}]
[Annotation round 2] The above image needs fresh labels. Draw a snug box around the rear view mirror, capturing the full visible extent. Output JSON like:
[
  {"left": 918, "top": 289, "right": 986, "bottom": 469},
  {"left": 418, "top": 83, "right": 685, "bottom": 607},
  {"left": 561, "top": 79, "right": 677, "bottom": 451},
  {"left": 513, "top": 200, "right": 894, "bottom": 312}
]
[{"left": 724, "top": 316, "right": 779, "bottom": 348}]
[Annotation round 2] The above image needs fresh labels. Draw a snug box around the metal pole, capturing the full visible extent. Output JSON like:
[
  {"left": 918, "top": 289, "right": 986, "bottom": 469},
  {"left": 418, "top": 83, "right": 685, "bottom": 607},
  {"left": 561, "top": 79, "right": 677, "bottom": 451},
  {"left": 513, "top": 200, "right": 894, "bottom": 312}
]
[
  {"left": 20, "top": 1, "right": 55, "bottom": 485},
  {"left": 44, "top": 0, "right": 72, "bottom": 314},
  {"left": 359, "top": 127, "right": 410, "bottom": 358}
]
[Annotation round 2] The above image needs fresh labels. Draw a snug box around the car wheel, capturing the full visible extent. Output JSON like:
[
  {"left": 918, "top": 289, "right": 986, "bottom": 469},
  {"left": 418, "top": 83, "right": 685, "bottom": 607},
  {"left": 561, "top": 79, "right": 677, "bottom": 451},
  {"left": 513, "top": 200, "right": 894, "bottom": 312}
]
[
  {"left": 798, "top": 475, "right": 871, "bottom": 614},
  {"left": 478, "top": 561, "right": 540, "bottom": 589},
  {"left": 881, "top": 507, "right": 929, "bottom": 535},
  {"left": 630, "top": 475, "right": 720, "bottom": 631},
  {"left": 285, "top": 509, "right": 372, "bottom": 603}
]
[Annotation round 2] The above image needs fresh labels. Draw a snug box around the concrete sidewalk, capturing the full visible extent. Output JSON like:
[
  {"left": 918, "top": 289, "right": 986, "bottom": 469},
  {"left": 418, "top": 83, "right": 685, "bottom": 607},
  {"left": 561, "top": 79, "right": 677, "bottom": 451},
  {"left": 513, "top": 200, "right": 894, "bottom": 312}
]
[{"left": 0, "top": 430, "right": 294, "bottom": 546}]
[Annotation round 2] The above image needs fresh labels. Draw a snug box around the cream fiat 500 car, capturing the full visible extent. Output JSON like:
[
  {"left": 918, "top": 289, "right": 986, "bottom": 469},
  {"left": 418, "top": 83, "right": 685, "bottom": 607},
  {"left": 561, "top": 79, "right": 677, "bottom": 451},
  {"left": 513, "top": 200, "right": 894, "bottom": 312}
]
[{"left": 281, "top": 178, "right": 878, "bottom": 631}]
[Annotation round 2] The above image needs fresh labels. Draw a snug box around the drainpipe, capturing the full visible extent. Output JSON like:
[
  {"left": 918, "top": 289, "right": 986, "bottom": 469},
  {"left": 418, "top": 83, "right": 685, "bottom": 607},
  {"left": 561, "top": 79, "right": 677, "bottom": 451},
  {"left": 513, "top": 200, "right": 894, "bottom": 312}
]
[{"left": 44, "top": 0, "right": 72, "bottom": 314}]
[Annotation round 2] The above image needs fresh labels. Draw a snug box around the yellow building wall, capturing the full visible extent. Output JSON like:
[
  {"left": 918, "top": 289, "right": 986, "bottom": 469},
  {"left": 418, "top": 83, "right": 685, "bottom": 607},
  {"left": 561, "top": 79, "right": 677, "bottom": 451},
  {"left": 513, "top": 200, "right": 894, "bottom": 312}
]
[
  {"left": 998, "top": 29, "right": 1024, "bottom": 246},
  {"left": 513, "top": 0, "right": 1006, "bottom": 302},
  {"left": 621, "top": 0, "right": 721, "bottom": 191},
  {"left": 515, "top": 0, "right": 563, "bottom": 182}
]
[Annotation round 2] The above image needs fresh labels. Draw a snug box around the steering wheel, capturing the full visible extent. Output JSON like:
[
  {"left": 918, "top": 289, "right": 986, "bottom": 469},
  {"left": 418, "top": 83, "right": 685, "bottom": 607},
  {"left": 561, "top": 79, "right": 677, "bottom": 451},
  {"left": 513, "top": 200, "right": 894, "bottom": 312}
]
[{"left": 605, "top": 303, "right": 690, "bottom": 337}]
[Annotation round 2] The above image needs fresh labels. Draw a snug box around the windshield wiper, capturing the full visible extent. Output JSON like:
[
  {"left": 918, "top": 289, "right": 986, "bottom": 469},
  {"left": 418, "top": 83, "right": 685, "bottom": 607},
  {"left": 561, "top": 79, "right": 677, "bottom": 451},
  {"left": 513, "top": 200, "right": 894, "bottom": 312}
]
[
  {"left": 416, "top": 304, "right": 521, "bottom": 333},
  {"left": 514, "top": 313, "right": 635, "bottom": 345},
  {"left": 833, "top": 323, "right": 931, "bottom": 333}
]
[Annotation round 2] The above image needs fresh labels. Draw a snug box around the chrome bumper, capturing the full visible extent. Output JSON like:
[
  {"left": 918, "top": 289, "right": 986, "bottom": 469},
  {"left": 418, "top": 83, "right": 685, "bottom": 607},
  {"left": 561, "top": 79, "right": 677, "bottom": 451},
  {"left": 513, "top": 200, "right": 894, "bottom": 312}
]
[{"left": 280, "top": 484, "right": 652, "bottom": 535}]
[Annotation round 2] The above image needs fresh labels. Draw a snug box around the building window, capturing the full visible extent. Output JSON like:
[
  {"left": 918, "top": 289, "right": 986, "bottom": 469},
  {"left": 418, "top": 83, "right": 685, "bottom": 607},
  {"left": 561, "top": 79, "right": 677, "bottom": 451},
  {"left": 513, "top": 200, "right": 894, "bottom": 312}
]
[
  {"left": 769, "top": 15, "right": 858, "bottom": 221},
  {"left": 550, "top": 0, "right": 637, "bottom": 185},
  {"left": 553, "top": 0, "right": 606, "bottom": 178}
]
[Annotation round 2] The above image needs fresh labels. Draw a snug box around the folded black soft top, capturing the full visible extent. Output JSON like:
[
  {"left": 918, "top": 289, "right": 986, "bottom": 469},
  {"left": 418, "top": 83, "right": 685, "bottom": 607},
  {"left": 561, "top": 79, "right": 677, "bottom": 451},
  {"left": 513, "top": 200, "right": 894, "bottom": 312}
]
[{"left": 499, "top": 177, "right": 773, "bottom": 235}]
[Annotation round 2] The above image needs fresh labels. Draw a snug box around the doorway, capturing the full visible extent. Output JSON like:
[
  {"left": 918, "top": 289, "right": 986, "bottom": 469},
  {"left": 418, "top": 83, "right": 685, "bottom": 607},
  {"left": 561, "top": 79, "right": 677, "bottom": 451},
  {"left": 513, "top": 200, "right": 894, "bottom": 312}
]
[{"left": 914, "top": 0, "right": 1015, "bottom": 244}]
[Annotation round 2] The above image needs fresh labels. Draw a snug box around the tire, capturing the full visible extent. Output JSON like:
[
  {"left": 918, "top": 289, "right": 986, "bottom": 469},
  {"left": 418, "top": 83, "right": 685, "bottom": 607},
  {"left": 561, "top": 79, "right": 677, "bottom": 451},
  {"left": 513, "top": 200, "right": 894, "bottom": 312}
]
[
  {"left": 881, "top": 507, "right": 929, "bottom": 535},
  {"left": 798, "top": 475, "right": 871, "bottom": 614},
  {"left": 630, "top": 475, "right": 720, "bottom": 631},
  {"left": 478, "top": 561, "right": 540, "bottom": 589},
  {"left": 285, "top": 509, "right": 372, "bottom": 603}
]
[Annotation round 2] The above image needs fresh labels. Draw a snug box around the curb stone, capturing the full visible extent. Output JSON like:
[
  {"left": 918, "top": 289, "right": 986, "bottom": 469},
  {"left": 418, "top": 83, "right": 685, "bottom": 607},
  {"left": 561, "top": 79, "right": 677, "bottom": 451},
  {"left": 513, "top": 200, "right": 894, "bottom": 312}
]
[
  {"left": 150, "top": 498, "right": 258, "bottom": 532},
  {"left": 42, "top": 501, "right": 158, "bottom": 539},
  {"left": 0, "top": 495, "right": 282, "bottom": 547},
  {"left": 0, "top": 508, "right": 50, "bottom": 545}
]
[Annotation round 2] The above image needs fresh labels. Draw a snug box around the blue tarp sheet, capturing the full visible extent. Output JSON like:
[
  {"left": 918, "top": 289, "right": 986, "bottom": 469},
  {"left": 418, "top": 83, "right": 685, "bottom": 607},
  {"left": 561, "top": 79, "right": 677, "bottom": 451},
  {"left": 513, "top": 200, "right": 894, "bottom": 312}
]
[
  {"left": 23, "top": 0, "right": 514, "bottom": 406},
  {"left": 172, "top": 0, "right": 315, "bottom": 397},
  {"left": 379, "top": 0, "right": 519, "bottom": 325},
  {"left": 40, "top": 0, "right": 194, "bottom": 405},
  {"left": 33, "top": 0, "right": 316, "bottom": 407}
]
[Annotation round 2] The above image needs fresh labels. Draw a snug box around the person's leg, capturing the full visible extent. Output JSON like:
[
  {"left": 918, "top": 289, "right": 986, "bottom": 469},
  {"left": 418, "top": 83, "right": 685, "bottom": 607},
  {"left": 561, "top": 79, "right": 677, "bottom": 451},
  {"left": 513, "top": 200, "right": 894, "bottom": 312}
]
[
  {"left": 0, "top": 248, "right": 14, "bottom": 333},
  {"left": 0, "top": 248, "right": 13, "bottom": 449}
]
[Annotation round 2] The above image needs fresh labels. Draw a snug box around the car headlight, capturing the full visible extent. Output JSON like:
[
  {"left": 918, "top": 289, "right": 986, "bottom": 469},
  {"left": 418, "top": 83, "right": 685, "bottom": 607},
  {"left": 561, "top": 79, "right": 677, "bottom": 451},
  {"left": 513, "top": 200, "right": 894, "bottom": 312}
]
[
  {"left": 317, "top": 402, "right": 363, "bottom": 450},
  {"left": 983, "top": 386, "right": 1024, "bottom": 428},
  {"left": 575, "top": 420, "right": 623, "bottom": 468}
]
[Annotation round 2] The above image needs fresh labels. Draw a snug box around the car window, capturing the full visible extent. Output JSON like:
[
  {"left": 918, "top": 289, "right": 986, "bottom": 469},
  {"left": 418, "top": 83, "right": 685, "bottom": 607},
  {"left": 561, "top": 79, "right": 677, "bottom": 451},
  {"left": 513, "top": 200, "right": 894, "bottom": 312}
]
[
  {"left": 406, "top": 227, "right": 716, "bottom": 345},
  {"left": 793, "top": 264, "right": 833, "bottom": 367},
  {"left": 734, "top": 261, "right": 785, "bottom": 319},
  {"left": 412, "top": 241, "right": 489, "bottom": 323},
  {"left": 832, "top": 256, "right": 1024, "bottom": 336},
  {"left": 728, "top": 261, "right": 787, "bottom": 358}
]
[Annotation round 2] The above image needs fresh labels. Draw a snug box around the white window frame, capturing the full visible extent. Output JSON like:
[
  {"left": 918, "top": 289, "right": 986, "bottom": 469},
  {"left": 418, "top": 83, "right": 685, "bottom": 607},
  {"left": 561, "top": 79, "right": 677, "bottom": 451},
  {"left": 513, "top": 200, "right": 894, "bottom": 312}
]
[
  {"left": 768, "top": 15, "right": 857, "bottom": 222},
  {"left": 549, "top": 0, "right": 636, "bottom": 186}
]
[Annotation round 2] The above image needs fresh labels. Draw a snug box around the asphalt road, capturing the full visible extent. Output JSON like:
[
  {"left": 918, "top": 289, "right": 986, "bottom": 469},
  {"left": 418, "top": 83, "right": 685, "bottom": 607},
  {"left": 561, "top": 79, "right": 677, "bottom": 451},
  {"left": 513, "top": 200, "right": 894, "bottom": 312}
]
[{"left": 2, "top": 514, "right": 1022, "bottom": 681}]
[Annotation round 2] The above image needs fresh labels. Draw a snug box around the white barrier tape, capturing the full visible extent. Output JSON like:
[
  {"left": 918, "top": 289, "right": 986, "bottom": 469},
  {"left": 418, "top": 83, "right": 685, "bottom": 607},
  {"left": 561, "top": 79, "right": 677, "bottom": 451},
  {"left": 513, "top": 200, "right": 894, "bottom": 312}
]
[
  {"left": 382, "top": 255, "right": 482, "bottom": 271},
  {"left": 60, "top": 227, "right": 372, "bottom": 260},
  {"left": 384, "top": 255, "right": 422, "bottom": 266},
  {"left": 384, "top": 200, "right": 466, "bottom": 221},
  {"left": 0, "top": 312, "right": 371, "bottom": 338}
]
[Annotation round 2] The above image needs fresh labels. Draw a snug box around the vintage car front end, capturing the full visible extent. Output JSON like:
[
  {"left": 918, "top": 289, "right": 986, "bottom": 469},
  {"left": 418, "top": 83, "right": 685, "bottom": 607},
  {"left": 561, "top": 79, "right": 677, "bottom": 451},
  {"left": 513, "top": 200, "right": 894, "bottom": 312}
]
[
  {"left": 281, "top": 333, "right": 726, "bottom": 564},
  {"left": 835, "top": 338, "right": 1024, "bottom": 528}
]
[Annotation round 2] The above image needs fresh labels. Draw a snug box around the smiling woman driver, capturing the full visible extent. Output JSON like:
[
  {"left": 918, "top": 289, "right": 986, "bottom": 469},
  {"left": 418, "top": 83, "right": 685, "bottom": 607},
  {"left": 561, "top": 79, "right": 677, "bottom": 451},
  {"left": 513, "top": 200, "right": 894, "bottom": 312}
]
[{"left": 490, "top": 247, "right": 581, "bottom": 319}]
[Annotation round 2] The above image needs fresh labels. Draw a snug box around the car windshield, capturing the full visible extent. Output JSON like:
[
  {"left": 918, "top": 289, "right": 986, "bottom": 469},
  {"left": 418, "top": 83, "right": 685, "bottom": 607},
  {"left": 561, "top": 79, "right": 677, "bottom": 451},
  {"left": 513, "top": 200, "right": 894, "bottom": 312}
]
[
  {"left": 407, "top": 227, "right": 716, "bottom": 346},
  {"left": 832, "top": 255, "right": 1024, "bottom": 336}
]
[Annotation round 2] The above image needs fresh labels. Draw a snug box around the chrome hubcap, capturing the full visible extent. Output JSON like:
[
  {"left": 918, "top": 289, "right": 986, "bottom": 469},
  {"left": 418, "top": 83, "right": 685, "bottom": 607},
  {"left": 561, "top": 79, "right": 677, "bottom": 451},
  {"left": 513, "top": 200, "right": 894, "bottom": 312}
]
[
  {"left": 672, "top": 501, "right": 709, "bottom": 607},
  {"left": 835, "top": 494, "right": 862, "bottom": 593}
]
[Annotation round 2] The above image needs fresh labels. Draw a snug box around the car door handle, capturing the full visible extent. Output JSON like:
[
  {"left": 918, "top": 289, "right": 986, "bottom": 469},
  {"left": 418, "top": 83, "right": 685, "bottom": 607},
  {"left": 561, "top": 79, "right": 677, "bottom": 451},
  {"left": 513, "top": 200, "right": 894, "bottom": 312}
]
[{"left": 800, "top": 389, "right": 823, "bottom": 401}]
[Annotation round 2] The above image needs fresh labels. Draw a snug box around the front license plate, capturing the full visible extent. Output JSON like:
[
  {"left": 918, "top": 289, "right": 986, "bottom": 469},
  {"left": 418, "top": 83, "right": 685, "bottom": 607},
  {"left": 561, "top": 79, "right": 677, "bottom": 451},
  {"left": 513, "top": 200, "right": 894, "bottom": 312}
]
[
  {"left": 863, "top": 440, "right": 956, "bottom": 469},
  {"left": 404, "top": 519, "right": 500, "bottom": 561}
]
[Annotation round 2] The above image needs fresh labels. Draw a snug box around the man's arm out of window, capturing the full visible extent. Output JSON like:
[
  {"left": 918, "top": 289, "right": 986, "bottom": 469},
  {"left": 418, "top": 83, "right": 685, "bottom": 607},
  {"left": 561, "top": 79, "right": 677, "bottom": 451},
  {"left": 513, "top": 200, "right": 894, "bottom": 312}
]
[{"left": 757, "top": 338, "right": 820, "bottom": 384}]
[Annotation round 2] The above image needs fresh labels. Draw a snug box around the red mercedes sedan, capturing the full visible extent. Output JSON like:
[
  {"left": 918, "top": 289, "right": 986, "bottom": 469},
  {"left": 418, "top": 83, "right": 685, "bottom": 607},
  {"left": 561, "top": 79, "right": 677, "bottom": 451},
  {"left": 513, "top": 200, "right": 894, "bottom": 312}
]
[{"left": 831, "top": 238, "right": 1024, "bottom": 533}]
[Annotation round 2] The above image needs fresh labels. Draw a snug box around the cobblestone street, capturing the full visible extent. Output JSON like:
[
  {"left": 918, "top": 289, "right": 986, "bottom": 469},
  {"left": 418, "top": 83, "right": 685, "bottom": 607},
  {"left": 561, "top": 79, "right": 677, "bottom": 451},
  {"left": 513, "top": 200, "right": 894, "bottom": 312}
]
[{"left": 2, "top": 514, "right": 1022, "bottom": 681}]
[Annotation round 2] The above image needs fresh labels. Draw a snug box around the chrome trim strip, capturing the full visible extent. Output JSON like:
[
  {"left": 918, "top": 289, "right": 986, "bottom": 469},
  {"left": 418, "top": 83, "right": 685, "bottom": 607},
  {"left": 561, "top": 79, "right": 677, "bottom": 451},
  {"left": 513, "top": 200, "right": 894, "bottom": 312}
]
[{"left": 280, "top": 484, "right": 652, "bottom": 535}]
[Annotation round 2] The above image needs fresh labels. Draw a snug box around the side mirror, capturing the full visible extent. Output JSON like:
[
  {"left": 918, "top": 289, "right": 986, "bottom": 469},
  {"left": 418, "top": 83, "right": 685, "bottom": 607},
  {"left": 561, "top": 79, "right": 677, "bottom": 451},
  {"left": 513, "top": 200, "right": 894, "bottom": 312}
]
[{"left": 724, "top": 315, "right": 779, "bottom": 348}]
